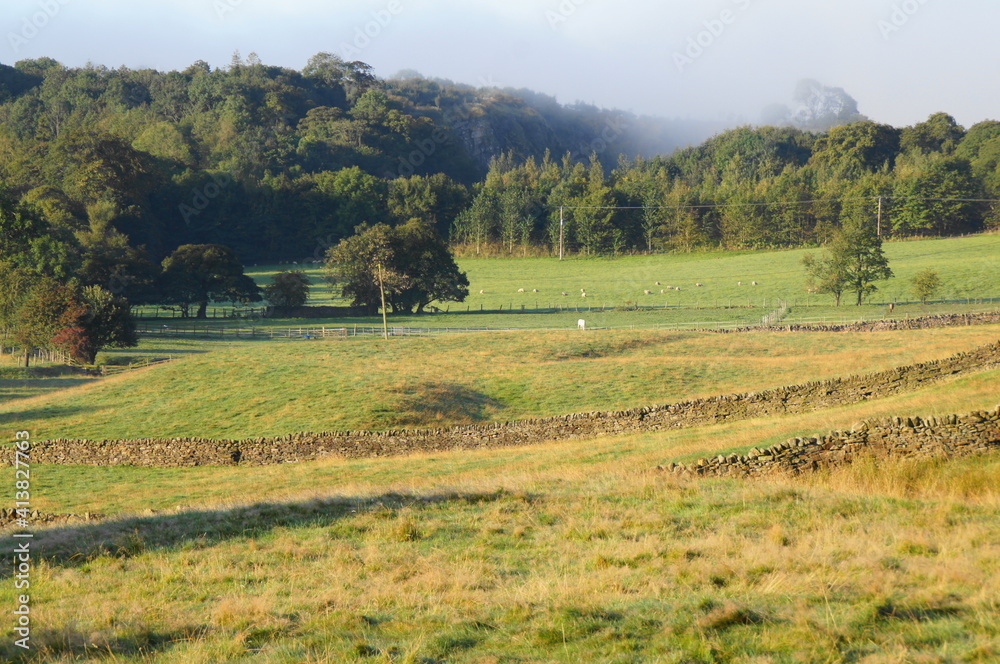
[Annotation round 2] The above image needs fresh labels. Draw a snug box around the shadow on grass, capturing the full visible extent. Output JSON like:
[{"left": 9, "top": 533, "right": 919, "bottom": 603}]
[
  {"left": 0, "top": 377, "right": 99, "bottom": 399},
  {"left": 0, "top": 404, "right": 98, "bottom": 426},
  {"left": 0, "top": 625, "right": 206, "bottom": 663},
  {"left": 391, "top": 382, "right": 506, "bottom": 427},
  {"left": 4, "top": 489, "right": 538, "bottom": 573}
]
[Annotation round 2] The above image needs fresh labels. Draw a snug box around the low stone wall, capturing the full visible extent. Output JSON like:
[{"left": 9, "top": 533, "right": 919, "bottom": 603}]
[
  {"left": 661, "top": 408, "right": 1000, "bottom": 478},
  {"left": 714, "top": 311, "right": 1000, "bottom": 334},
  {"left": 0, "top": 508, "right": 102, "bottom": 527},
  {"left": 3, "top": 340, "right": 998, "bottom": 468}
]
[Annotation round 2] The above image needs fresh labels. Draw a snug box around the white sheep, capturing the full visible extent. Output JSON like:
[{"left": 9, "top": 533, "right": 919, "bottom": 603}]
[
  {"left": 561, "top": 292, "right": 568, "bottom": 296},
  {"left": 517, "top": 288, "right": 525, "bottom": 293},
  {"left": 581, "top": 292, "right": 587, "bottom": 298},
  {"left": 752, "top": 281, "right": 758, "bottom": 286},
  {"left": 655, "top": 281, "right": 661, "bottom": 286},
  {"left": 738, "top": 281, "right": 742, "bottom": 286},
  {"left": 644, "top": 289, "right": 652, "bottom": 295},
  {"left": 695, "top": 283, "right": 703, "bottom": 287},
  {"left": 533, "top": 289, "right": 539, "bottom": 293},
  {"left": 479, "top": 290, "right": 485, "bottom": 295}
]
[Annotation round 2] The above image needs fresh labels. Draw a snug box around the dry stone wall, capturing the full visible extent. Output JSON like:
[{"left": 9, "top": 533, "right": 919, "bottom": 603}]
[
  {"left": 3, "top": 340, "right": 998, "bottom": 469},
  {"left": 662, "top": 408, "right": 1000, "bottom": 478},
  {"left": 713, "top": 312, "right": 1000, "bottom": 334}
]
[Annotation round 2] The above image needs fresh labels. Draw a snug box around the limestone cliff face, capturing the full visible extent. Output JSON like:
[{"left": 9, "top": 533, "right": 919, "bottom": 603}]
[{"left": 443, "top": 100, "right": 564, "bottom": 171}]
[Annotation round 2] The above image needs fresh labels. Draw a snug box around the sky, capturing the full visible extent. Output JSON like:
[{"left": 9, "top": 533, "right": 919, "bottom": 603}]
[{"left": 4, "top": 0, "right": 999, "bottom": 131}]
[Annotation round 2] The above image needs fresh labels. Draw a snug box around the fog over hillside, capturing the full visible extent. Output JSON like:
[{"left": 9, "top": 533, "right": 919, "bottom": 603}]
[{"left": 4, "top": 0, "right": 997, "bottom": 134}]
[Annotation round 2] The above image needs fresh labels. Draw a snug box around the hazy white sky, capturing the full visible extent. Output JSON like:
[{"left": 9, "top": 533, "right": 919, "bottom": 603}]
[{"left": 4, "top": 0, "right": 998, "bottom": 128}]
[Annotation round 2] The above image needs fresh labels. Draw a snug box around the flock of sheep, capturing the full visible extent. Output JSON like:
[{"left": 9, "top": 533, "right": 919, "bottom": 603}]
[{"left": 477, "top": 280, "right": 760, "bottom": 297}]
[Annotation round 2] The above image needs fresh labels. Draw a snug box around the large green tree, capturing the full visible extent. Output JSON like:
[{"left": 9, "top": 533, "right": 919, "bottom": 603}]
[
  {"left": 0, "top": 267, "right": 85, "bottom": 367},
  {"left": 829, "top": 217, "right": 893, "bottom": 305},
  {"left": 393, "top": 219, "right": 470, "bottom": 313},
  {"left": 264, "top": 270, "right": 312, "bottom": 308},
  {"left": 159, "top": 244, "right": 261, "bottom": 318},
  {"left": 801, "top": 251, "right": 849, "bottom": 306},
  {"left": 325, "top": 221, "right": 468, "bottom": 315}
]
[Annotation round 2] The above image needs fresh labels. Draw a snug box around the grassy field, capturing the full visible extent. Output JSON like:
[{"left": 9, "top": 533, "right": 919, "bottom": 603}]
[
  {"left": 132, "top": 234, "right": 1000, "bottom": 331},
  {"left": 2, "top": 366, "right": 998, "bottom": 663},
  {"left": 1, "top": 235, "right": 999, "bottom": 662},
  {"left": 3, "top": 324, "right": 1000, "bottom": 440}
]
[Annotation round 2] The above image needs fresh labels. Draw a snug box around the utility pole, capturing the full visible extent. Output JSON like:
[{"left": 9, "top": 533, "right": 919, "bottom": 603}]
[
  {"left": 559, "top": 206, "right": 564, "bottom": 261},
  {"left": 377, "top": 261, "right": 388, "bottom": 340}
]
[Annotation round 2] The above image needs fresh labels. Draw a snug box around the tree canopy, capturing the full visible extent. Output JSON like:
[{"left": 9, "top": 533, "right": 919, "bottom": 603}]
[
  {"left": 325, "top": 221, "right": 468, "bottom": 315},
  {"left": 0, "top": 54, "right": 994, "bottom": 276},
  {"left": 159, "top": 244, "right": 261, "bottom": 318},
  {"left": 804, "top": 216, "right": 893, "bottom": 306}
]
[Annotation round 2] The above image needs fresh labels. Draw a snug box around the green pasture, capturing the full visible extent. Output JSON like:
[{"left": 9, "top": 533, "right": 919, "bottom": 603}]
[
  {"left": 1, "top": 238, "right": 999, "bottom": 662},
  {"left": 132, "top": 234, "right": 1000, "bottom": 331},
  {"left": 2, "top": 365, "right": 999, "bottom": 663},
  {"left": 3, "top": 324, "right": 999, "bottom": 441}
]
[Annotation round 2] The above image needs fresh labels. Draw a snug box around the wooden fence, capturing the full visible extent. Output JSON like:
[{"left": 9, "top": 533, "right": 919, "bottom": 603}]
[{"left": 100, "top": 357, "right": 175, "bottom": 376}]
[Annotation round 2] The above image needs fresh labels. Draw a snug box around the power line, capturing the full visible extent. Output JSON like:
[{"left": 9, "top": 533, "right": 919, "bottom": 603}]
[
  {"left": 556, "top": 196, "right": 1000, "bottom": 212},
  {"left": 555, "top": 196, "right": 1000, "bottom": 258}
]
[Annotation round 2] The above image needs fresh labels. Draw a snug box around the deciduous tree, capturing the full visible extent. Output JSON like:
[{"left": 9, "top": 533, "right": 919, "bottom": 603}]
[
  {"left": 911, "top": 268, "right": 941, "bottom": 305},
  {"left": 264, "top": 270, "right": 312, "bottom": 308},
  {"left": 325, "top": 221, "right": 467, "bottom": 316},
  {"left": 159, "top": 244, "right": 261, "bottom": 318},
  {"left": 830, "top": 217, "right": 893, "bottom": 305}
]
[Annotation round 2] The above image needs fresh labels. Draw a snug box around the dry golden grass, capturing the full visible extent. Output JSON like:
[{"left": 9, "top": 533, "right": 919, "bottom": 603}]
[
  {"left": 10, "top": 449, "right": 998, "bottom": 662},
  {"left": 4, "top": 327, "right": 999, "bottom": 662}
]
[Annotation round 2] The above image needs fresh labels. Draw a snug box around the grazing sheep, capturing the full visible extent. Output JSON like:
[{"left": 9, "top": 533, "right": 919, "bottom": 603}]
[
  {"left": 479, "top": 290, "right": 485, "bottom": 295},
  {"left": 533, "top": 289, "right": 539, "bottom": 293},
  {"left": 695, "top": 283, "right": 703, "bottom": 287},
  {"left": 675, "top": 287, "right": 681, "bottom": 291},
  {"left": 644, "top": 289, "right": 652, "bottom": 295},
  {"left": 752, "top": 281, "right": 758, "bottom": 286},
  {"left": 655, "top": 281, "right": 661, "bottom": 286},
  {"left": 562, "top": 292, "right": 568, "bottom": 296},
  {"left": 517, "top": 288, "right": 525, "bottom": 293},
  {"left": 581, "top": 292, "right": 587, "bottom": 298},
  {"left": 660, "top": 289, "right": 665, "bottom": 294},
  {"left": 580, "top": 288, "right": 586, "bottom": 293},
  {"left": 738, "top": 281, "right": 742, "bottom": 286}
]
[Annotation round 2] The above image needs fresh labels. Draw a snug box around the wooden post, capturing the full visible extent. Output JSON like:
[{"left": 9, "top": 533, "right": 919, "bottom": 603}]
[
  {"left": 377, "top": 262, "right": 388, "bottom": 340},
  {"left": 559, "top": 206, "right": 565, "bottom": 261}
]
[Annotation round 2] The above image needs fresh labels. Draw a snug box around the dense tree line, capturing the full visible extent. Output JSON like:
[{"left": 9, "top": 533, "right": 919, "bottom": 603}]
[
  {"left": 0, "top": 52, "right": 996, "bottom": 308},
  {"left": 0, "top": 53, "right": 700, "bottom": 271},
  {"left": 454, "top": 116, "right": 1000, "bottom": 256}
]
